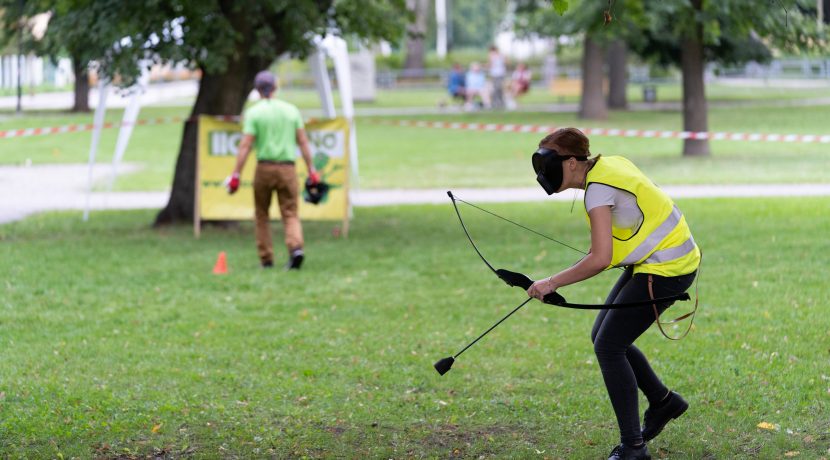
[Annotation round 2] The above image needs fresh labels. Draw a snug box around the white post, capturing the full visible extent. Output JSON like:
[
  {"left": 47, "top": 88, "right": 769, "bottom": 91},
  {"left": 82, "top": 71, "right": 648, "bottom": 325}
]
[
  {"left": 108, "top": 63, "right": 150, "bottom": 195},
  {"left": 83, "top": 79, "right": 109, "bottom": 221},
  {"left": 329, "top": 37, "right": 358, "bottom": 189},
  {"left": 309, "top": 48, "right": 337, "bottom": 118},
  {"left": 436, "top": 0, "right": 448, "bottom": 59}
]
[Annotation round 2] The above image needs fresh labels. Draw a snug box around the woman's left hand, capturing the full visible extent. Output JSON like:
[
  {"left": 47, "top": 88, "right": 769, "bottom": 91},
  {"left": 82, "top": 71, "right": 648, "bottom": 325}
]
[{"left": 527, "top": 277, "right": 556, "bottom": 301}]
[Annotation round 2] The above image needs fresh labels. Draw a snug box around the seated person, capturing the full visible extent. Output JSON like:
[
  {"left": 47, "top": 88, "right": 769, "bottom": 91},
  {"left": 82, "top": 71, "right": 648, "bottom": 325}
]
[
  {"left": 447, "top": 63, "right": 466, "bottom": 101},
  {"left": 465, "top": 62, "right": 490, "bottom": 109},
  {"left": 510, "top": 63, "right": 532, "bottom": 98},
  {"left": 506, "top": 62, "right": 532, "bottom": 110}
]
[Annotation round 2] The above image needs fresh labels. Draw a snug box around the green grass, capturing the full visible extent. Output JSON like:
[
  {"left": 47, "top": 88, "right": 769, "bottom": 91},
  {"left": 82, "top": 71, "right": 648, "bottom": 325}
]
[
  {"left": 355, "top": 106, "right": 830, "bottom": 189},
  {"left": 1, "top": 90, "right": 829, "bottom": 192},
  {"left": 1, "top": 197, "right": 828, "bottom": 458}
]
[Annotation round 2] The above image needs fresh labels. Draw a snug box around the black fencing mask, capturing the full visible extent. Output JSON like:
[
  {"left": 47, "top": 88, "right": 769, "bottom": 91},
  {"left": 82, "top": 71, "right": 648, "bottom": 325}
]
[
  {"left": 532, "top": 147, "right": 587, "bottom": 195},
  {"left": 304, "top": 178, "right": 330, "bottom": 205}
]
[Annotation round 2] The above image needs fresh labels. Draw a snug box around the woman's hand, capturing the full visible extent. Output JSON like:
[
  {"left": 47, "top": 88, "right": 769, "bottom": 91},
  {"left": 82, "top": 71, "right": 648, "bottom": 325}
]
[{"left": 527, "top": 277, "right": 556, "bottom": 301}]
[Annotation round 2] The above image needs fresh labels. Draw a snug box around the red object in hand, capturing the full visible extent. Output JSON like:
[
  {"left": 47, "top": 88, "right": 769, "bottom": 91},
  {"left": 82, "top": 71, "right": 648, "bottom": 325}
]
[
  {"left": 225, "top": 172, "right": 240, "bottom": 194},
  {"left": 309, "top": 171, "right": 321, "bottom": 185}
]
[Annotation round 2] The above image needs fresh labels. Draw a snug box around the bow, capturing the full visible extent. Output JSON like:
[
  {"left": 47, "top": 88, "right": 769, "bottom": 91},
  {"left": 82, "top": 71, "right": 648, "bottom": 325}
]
[{"left": 447, "top": 191, "right": 691, "bottom": 309}]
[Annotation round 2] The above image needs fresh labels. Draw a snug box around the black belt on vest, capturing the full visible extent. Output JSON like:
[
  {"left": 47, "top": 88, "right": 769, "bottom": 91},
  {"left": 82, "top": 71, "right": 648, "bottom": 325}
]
[{"left": 258, "top": 160, "right": 294, "bottom": 165}]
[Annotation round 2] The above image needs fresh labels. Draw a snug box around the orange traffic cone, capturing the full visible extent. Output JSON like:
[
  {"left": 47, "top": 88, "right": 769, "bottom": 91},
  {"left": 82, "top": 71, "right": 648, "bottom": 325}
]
[{"left": 212, "top": 251, "right": 228, "bottom": 274}]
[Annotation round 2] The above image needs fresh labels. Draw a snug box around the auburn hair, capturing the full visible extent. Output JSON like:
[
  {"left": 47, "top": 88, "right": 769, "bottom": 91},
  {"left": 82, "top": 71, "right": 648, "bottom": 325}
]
[{"left": 538, "top": 128, "right": 601, "bottom": 165}]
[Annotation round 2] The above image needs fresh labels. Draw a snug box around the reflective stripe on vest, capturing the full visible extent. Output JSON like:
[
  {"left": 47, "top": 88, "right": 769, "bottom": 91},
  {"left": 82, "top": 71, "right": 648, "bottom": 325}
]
[
  {"left": 617, "top": 205, "right": 683, "bottom": 267},
  {"left": 644, "top": 236, "right": 696, "bottom": 265}
]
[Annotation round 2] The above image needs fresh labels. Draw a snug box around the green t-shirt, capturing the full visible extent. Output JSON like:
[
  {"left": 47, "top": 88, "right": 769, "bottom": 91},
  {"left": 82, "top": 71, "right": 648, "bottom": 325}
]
[{"left": 242, "top": 98, "right": 304, "bottom": 162}]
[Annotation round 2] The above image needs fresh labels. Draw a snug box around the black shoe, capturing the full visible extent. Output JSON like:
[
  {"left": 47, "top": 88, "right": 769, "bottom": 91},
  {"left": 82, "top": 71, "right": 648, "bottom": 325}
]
[
  {"left": 608, "top": 443, "right": 651, "bottom": 460},
  {"left": 261, "top": 260, "right": 274, "bottom": 268},
  {"left": 642, "top": 390, "right": 689, "bottom": 442},
  {"left": 285, "top": 249, "right": 304, "bottom": 270}
]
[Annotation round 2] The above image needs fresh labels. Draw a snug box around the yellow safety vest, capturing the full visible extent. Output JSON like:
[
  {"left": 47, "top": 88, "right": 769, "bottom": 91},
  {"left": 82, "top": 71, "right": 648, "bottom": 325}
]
[{"left": 585, "top": 156, "right": 700, "bottom": 277}]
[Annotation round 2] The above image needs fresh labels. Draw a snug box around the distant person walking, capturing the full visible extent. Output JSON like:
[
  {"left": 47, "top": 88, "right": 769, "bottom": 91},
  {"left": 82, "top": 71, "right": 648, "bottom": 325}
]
[
  {"left": 226, "top": 70, "right": 319, "bottom": 270},
  {"left": 487, "top": 45, "right": 507, "bottom": 109}
]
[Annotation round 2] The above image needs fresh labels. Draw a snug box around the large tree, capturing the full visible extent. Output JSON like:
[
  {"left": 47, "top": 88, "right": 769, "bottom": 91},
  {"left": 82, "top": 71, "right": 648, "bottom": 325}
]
[
  {"left": 0, "top": 0, "right": 127, "bottom": 112},
  {"left": 517, "top": 0, "right": 827, "bottom": 155},
  {"left": 579, "top": 35, "right": 607, "bottom": 119},
  {"left": 514, "top": 0, "right": 647, "bottom": 120},
  {"left": 635, "top": 0, "right": 826, "bottom": 155},
  {"left": 606, "top": 39, "right": 628, "bottom": 109},
  {"left": 404, "top": 0, "right": 429, "bottom": 72},
  {"left": 87, "top": 0, "right": 407, "bottom": 226},
  {"left": 43, "top": 0, "right": 128, "bottom": 112}
]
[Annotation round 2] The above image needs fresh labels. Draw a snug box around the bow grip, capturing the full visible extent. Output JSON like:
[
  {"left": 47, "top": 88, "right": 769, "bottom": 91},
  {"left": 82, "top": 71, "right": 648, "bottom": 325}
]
[
  {"left": 495, "top": 269, "right": 568, "bottom": 306},
  {"left": 542, "top": 291, "right": 567, "bottom": 306},
  {"left": 495, "top": 269, "right": 533, "bottom": 290}
]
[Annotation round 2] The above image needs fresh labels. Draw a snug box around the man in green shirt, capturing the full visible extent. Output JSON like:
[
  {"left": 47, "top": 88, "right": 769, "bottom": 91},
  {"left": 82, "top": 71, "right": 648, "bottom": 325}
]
[{"left": 227, "top": 70, "right": 319, "bottom": 270}]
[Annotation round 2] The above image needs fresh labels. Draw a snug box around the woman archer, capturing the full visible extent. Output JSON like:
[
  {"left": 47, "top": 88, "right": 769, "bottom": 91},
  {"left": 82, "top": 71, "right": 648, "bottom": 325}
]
[{"left": 525, "top": 128, "right": 700, "bottom": 460}]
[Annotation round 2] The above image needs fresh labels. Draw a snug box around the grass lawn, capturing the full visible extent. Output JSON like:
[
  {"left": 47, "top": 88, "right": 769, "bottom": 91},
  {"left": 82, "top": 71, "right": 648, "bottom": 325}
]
[
  {"left": 1, "top": 105, "right": 829, "bottom": 192},
  {"left": 1, "top": 197, "right": 828, "bottom": 458},
  {"left": 1, "top": 86, "right": 829, "bottom": 192},
  {"left": 355, "top": 105, "right": 830, "bottom": 189}
]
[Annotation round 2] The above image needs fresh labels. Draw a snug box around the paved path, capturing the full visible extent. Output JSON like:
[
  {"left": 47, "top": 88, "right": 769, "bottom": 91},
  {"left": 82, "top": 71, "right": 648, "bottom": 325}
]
[
  {"left": 0, "top": 164, "right": 168, "bottom": 224},
  {"left": 2, "top": 164, "right": 829, "bottom": 225}
]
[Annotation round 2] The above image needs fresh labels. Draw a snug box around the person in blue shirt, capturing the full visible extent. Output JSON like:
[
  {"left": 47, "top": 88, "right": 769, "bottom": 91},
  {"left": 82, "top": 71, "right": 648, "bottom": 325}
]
[
  {"left": 447, "top": 63, "right": 466, "bottom": 102},
  {"left": 464, "top": 62, "right": 490, "bottom": 110}
]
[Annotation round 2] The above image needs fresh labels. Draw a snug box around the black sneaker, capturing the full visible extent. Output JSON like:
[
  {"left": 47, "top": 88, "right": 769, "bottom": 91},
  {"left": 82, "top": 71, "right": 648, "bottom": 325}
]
[
  {"left": 285, "top": 249, "right": 304, "bottom": 270},
  {"left": 608, "top": 443, "right": 651, "bottom": 460},
  {"left": 642, "top": 390, "right": 689, "bottom": 442},
  {"left": 261, "top": 260, "right": 274, "bottom": 268}
]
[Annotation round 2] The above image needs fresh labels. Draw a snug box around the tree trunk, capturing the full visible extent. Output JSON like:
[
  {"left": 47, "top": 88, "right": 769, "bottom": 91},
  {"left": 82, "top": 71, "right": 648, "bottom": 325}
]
[
  {"left": 607, "top": 39, "right": 628, "bottom": 109},
  {"left": 579, "top": 35, "right": 607, "bottom": 120},
  {"left": 681, "top": 0, "right": 710, "bottom": 156},
  {"left": 71, "top": 56, "right": 90, "bottom": 113},
  {"left": 153, "top": 49, "right": 272, "bottom": 227},
  {"left": 404, "top": 0, "right": 429, "bottom": 73}
]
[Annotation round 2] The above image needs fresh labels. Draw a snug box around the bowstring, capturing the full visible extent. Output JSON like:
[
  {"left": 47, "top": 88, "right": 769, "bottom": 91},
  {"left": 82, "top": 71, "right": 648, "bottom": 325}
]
[{"left": 452, "top": 195, "right": 626, "bottom": 272}]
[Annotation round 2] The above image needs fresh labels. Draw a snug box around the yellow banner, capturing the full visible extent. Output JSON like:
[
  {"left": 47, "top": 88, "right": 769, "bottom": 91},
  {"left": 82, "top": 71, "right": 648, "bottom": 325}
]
[{"left": 196, "top": 115, "right": 350, "bottom": 222}]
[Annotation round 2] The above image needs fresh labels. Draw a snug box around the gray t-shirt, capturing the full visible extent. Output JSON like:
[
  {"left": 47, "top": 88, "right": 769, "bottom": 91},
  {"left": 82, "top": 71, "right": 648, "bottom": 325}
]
[{"left": 584, "top": 183, "right": 644, "bottom": 232}]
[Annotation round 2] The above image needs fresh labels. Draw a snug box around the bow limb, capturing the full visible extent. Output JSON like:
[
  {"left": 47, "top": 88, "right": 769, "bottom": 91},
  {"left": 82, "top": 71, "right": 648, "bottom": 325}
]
[
  {"left": 448, "top": 191, "right": 536, "bottom": 290},
  {"left": 544, "top": 292, "right": 691, "bottom": 310},
  {"left": 447, "top": 191, "right": 498, "bottom": 275}
]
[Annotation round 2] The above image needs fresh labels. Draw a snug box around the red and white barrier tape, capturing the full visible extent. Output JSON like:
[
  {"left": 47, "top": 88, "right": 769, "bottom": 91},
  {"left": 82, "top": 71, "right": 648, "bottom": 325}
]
[
  {"left": 4, "top": 115, "right": 829, "bottom": 144},
  {"left": 372, "top": 119, "right": 830, "bottom": 144},
  {"left": 0, "top": 115, "right": 240, "bottom": 139}
]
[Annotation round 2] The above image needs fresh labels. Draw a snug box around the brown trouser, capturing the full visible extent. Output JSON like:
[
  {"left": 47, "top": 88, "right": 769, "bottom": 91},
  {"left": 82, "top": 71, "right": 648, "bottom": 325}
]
[{"left": 253, "top": 162, "right": 303, "bottom": 264}]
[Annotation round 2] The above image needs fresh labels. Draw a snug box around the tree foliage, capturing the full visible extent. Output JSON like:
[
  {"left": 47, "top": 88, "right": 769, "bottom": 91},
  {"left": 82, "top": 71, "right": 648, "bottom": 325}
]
[
  {"left": 92, "top": 0, "right": 408, "bottom": 88},
  {"left": 0, "top": 0, "right": 46, "bottom": 54},
  {"left": 635, "top": 0, "right": 827, "bottom": 67},
  {"left": 516, "top": 0, "right": 827, "bottom": 66},
  {"left": 446, "top": 0, "right": 507, "bottom": 49}
]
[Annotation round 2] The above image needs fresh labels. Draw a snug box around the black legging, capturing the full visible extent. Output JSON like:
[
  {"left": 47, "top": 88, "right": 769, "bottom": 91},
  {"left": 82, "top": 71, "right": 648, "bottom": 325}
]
[{"left": 591, "top": 266, "right": 697, "bottom": 446}]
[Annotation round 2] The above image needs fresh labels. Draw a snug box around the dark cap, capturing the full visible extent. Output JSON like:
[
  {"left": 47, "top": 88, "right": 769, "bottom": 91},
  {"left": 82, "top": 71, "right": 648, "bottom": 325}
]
[{"left": 254, "top": 70, "right": 276, "bottom": 95}]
